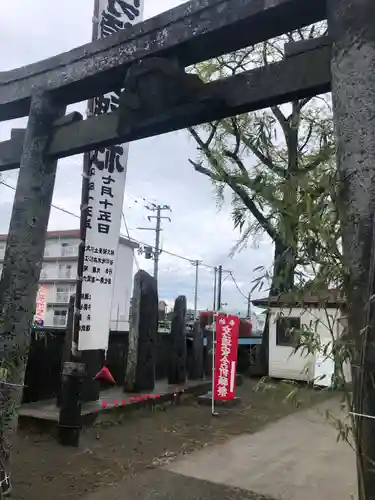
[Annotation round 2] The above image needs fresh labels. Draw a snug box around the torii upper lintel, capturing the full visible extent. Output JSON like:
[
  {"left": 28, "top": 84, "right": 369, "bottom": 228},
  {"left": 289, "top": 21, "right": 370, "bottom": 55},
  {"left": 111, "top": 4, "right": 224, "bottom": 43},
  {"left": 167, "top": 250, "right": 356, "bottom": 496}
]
[{"left": 0, "top": 0, "right": 326, "bottom": 121}]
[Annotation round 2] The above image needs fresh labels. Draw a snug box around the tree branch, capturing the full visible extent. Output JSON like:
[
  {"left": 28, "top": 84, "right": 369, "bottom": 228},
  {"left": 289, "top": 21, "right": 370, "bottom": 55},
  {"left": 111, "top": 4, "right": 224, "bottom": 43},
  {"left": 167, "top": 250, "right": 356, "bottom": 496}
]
[
  {"left": 189, "top": 124, "right": 288, "bottom": 244},
  {"left": 299, "top": 121, "right": 314, "bottom": 153},
  {"left": 271, "top": 105, "right": 290, "bottom": 139},
  {"left": 188, "top": 126, "right": 206, "bottom": 150},
  {"left": 189, "top": 158, "right": 221, "bottom": 180},
  {"left": 304, "top": 145, "right": 335, "bottom": 172},
  {"left": 223, "top": 149, "right": 248, "bottom": 177},
  {"left": 297, "top": 97, "right": 314, "bottom": 113},
  {"left": 206, "top": 121, "right": 219, "bottom": 147},
  {"left": 220, "top": 118, "right": 288, "bottom": 178},
  {"left": 230, "top": 117, "right": 241, "bottom": 157},
  {"left": 189, "top": 154, "right": 281, "bottom": 243},
  {"left": 241, "top": 134, "right": 288, "bottom": 178}
]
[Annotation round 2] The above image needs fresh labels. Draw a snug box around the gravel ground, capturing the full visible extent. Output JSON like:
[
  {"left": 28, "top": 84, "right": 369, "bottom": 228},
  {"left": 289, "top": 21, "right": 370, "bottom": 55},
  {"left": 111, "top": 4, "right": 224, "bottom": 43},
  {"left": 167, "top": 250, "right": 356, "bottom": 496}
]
[
  {"left": 83, "top": 469, "right": 279, "bottom": 500},
  {"left": 12, "top": 378, "right": 331, "bottom": 500}
]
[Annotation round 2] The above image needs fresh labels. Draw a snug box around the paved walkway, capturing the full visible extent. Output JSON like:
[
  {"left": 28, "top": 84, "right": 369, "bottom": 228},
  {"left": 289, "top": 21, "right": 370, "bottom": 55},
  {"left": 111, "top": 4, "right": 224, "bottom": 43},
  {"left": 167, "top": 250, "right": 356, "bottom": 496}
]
[
  {"left": 84, "top": 469, "right": 276, "bottom": 500},
  {"left": 166, "top": 397, "right": 357, "bottom": 500},
  {"left": 84, "top": 397, "right": 357, "bottom": 500}
]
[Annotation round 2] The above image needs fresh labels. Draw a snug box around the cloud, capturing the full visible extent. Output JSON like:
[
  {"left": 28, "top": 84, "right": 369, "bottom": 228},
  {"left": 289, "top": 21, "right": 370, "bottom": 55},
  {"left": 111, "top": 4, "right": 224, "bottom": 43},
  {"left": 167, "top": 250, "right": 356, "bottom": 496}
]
[{"left": 0, "top": 0, "right": 274, "bottom": 313}]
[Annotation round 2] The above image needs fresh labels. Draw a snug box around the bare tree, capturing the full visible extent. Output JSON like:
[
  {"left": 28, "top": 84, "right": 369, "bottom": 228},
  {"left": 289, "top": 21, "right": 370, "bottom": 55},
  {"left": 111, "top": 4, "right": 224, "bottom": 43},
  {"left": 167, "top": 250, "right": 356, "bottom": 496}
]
[{"left": 189, "top": 24, "right": 336, "bottom": 295}]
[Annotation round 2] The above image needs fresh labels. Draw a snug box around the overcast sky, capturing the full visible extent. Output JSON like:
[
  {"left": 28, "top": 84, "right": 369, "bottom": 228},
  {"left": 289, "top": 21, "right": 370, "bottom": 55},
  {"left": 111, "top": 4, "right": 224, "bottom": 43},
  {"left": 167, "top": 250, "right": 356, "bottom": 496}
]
[{"left": 0, "top": 0, "right": 274, "bottom": 312}]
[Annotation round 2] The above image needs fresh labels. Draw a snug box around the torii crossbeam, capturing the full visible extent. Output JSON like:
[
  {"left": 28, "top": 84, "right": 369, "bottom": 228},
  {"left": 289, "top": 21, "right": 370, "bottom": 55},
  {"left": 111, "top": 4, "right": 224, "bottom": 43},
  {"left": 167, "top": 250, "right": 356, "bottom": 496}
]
[
  {"left": 0, "top": 0, "right": 325, "bottom": 121},
  {"left": 0, "top": 38, "right": 331, "bottom": 172}
]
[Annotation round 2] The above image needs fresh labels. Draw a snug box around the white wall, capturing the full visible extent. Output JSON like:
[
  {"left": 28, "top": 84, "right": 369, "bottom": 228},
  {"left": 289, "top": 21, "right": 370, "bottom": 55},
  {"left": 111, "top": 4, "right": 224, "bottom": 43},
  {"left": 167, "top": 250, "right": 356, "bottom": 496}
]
[
  {"left": 269, "top": 306, "right": 343, "bottom": 382},
  {"left": 110, "top": 242, "right": 134, "bottom": 331}
]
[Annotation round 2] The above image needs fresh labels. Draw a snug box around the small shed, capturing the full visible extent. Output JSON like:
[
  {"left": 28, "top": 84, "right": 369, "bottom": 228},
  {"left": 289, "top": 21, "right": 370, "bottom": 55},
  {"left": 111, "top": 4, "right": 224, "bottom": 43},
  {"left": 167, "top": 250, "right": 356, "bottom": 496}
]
[{"left": 252, "top": 290, "right": 349, "bottom": 385}]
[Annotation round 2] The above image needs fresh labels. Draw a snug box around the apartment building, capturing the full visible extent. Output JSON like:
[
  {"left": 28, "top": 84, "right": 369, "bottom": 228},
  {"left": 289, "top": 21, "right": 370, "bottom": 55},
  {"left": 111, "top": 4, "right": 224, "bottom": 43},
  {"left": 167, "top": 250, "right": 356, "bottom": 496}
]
[{"left": 0, "top": 229, "right": 138, "bottom": 331}]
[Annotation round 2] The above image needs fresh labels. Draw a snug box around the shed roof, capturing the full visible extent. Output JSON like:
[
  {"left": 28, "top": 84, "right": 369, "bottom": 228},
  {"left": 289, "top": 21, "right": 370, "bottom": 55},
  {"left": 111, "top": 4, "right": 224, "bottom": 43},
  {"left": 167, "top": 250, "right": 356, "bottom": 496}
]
[{"left": 252, "top": 289, "right": 346, "bottom": 309}]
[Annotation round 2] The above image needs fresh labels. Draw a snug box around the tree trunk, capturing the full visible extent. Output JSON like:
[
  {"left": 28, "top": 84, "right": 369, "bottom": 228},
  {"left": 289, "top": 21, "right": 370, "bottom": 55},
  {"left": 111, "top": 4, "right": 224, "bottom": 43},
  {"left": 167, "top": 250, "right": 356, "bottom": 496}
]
[
  {"left": 271, "top": 239, "right": 296, "bottom": 295},
  {"left": 0, "top": 92, "right": 64, "bottom": 494},
  {"left": 328, "top": 0, "right": 375, "bottom": 498},
  {"left": 258, "top": 239, "right": 296, "bottom": 375},
  {"left": 258, "top": 115, "right": 299, "bottom": 376},
  {"left": 275, "top": 109, "right": 299, "bottom": 295}
]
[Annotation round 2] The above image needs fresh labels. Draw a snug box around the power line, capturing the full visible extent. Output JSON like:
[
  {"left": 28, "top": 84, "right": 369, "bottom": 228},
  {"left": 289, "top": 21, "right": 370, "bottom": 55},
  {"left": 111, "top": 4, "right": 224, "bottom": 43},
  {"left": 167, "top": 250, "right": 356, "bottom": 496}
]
[
  {"left": 121, "top": 212, "right": 131, "bottom": 239},
  {"left": 227, "top": 271, "right": 253, "bottom": 317},
  {"left": 228, "top": 271, "right": 248, "bottom": 300},
  {"left": 125, "top": 193, "right": 159, "bottom": 207},
  {"left": 0, "top": 180, "right": 231, "bottom": 275},
  {"left": 121, "top": 212, "right": 139, "bottom": 271},
  {"left": 0, "top": 180, "right": 81, "bottom": 219},
  {"left": 2, "top": 179, "right": 249, "bottom": 311}
]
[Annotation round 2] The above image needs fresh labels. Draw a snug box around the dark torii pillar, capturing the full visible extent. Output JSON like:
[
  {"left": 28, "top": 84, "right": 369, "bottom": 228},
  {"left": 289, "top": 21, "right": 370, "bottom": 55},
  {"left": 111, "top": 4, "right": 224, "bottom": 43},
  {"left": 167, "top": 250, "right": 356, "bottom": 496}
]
[
  {"left": 0, "top": 92, "right": 65, "bottom": 493},
  {"left": 328, "top": 0, "right": 375, "bottom": 498}
]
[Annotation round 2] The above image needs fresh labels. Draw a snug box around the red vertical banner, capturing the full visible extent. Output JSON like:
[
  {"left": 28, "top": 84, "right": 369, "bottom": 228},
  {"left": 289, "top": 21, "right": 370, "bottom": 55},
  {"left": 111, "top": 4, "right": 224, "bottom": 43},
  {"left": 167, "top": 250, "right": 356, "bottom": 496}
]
[{"left": 214, "top": 314, "right": 240, "bottom": 401}]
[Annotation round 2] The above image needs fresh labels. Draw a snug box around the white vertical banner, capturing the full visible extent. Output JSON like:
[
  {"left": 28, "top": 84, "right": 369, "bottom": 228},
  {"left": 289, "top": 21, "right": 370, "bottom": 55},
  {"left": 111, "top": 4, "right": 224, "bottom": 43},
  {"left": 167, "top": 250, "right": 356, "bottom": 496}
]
[{"left": 78, "top": 0, "right": 144, "bottom": 351}]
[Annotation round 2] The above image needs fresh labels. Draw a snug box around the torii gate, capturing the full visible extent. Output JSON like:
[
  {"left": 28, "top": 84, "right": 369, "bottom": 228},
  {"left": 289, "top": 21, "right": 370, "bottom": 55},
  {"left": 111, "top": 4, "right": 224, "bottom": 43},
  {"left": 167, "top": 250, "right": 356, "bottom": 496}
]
[{"left": 0, "top": 0, "right": 374, "bottom": 496}]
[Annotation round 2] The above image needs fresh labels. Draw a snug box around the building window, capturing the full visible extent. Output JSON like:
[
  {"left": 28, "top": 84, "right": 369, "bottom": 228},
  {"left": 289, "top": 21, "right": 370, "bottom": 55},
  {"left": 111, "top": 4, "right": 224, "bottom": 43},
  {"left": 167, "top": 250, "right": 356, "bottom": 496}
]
[
  {"left": 61, "top": 242, "right": 74, "bottom": 257},
  {"left": 53, "top": 309, "right": 67, "bottom": 327},
  {"left": 55, "top": 285, "right": 72, "bottom": 303},
  {"left": 276, "top": 316, "right": 301, "bottom": 346},
  {"left": 58, "top": 264, "right": 72, "bottom": 279}
]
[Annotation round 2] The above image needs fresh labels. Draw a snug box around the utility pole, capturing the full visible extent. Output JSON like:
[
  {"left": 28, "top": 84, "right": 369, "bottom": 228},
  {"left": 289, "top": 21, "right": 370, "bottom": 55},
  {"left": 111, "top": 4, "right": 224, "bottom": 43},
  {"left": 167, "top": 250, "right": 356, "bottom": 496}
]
[
  {"left": 213, "top": 267, "right": 217, "bottom": 311},
  {"left": 193, "top": 260, "right": 200, "bottom": 320},
  {"left": 246, "top": 292, "right": 252, "bottom": 319},
  {"left": 137, "top": 204, "right": 171, "bottom": 281},
  {"left": 217, "top": 265, "right": 223, "bottom": 311}
]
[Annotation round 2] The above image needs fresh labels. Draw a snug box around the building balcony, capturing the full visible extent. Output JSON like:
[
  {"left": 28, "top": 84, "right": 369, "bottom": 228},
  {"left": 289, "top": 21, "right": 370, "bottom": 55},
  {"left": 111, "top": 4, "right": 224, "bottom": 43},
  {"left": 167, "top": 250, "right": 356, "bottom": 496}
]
[
  {"left": 1, "top": 253, "right": 79, "bottom": 264},
  {"left": 39, "top": 277, "right": 77, "bottom": 284},
  {"left": 42, "top": 255, "right": 78, "bottom": 262},
  {"left": 47, "top": 299, "right": 72, "bottom": 307}
]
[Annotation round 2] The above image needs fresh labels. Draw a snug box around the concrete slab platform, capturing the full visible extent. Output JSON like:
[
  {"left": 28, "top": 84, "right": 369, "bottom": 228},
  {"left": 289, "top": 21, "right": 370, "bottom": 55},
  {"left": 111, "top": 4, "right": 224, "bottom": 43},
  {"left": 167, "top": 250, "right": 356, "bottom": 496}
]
[
  {"left": 19, "top": 378, "right": 211, "bottom": 425},
  {"left": 166, "top": 397, "right": 357, "bottom": 500}
]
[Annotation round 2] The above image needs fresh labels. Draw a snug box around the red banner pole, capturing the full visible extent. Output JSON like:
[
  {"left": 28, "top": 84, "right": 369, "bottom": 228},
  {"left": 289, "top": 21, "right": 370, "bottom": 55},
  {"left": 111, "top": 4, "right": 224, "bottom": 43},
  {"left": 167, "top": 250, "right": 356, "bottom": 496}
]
[{"left": 211, "top": 311, "right": 217, "bottom": 416}]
